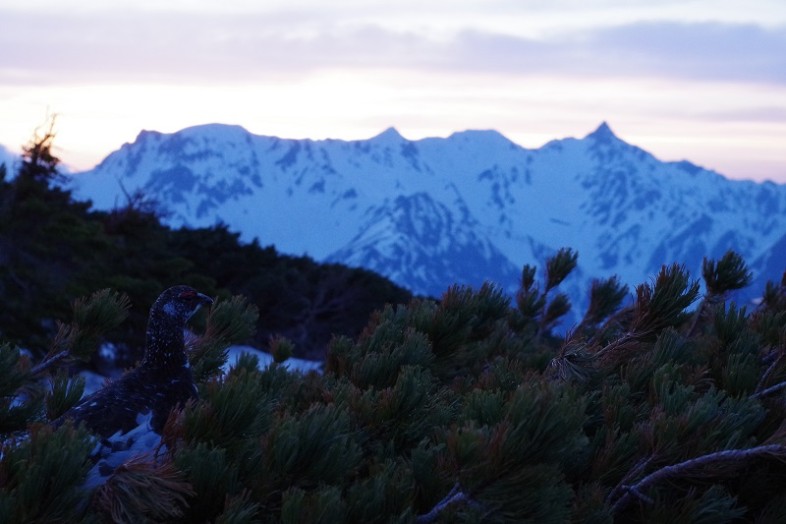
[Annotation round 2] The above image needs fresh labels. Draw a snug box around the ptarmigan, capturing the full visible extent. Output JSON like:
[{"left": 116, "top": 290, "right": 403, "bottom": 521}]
[{"left": 54, "top": 285, "right": 213, "bottom": 485}]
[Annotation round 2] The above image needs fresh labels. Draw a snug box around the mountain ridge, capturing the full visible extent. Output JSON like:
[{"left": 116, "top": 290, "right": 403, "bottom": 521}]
[{"left": 69, "top": 122, "right": 786, "bottom": 322}]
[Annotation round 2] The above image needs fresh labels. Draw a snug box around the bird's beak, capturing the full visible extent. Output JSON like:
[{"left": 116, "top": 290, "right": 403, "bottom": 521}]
[
  {"left": 186, "top": 292, "right": 214, "bottom": 320},
  {"left": 197, "top": 293, "right": 214, "bottom": 307}
]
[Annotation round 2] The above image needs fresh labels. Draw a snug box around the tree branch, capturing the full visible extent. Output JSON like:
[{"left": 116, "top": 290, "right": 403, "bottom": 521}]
[
  {"left": 415, "top": 482, "right": 469, "bottom": 524},
  {"left": 752, "top": 381, "right": 786, "bottom": 400},
  {"left": 756, "top": 349, "right": 783, "bottom": 393},
  {"left": 30, "top": 349, "right": 70, "bottom": 376},
  {"left": 685, "top": 298, "right": 706, "bottom": 338},
  {"left": 610, "top": 444, "right": 786, "bottom": 515},
  {"left": 606, "top": 455, "right": 654, "bottom": 505}
]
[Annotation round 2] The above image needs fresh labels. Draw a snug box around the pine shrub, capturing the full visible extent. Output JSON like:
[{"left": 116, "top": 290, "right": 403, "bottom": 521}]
[{"left": 3, "top": 174, "right": 786, "bottom": 524}]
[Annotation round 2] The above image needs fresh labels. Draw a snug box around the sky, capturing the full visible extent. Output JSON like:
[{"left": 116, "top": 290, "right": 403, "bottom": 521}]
[{"left": 1, "top": 0, "right": 785, "bottom": 182}]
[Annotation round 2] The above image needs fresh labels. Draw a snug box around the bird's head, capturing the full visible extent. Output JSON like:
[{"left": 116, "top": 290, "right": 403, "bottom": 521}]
[
  {"left": 153, "top": 285, "right": 214, "bottom": 323},
  {"left": 144, "top": 285, "right": 213, "bottom": 370}
]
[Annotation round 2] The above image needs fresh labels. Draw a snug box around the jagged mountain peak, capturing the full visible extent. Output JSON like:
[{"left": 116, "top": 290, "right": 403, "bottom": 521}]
[
  {"left": 585, "top": 121, "right": 619, "bottom": 142},
  {"left": 578, "top": 121, "right": 660, "bottom": 167},
  {"left": 71, "top": 123, "right": 786, "bottom": 325},
  {"left": 370, "top": 127, "right": 406, "bottom": 144}
]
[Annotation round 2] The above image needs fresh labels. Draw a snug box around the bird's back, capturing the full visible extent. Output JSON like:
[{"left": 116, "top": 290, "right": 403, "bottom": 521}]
[{"left": 58, "top": 365, "right": 197, "bottom": 438}]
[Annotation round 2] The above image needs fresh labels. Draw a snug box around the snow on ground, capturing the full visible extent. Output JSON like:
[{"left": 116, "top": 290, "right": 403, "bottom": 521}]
[
  {"left": 222, "top": 345, "right": 323, "bottom": 374},
  {"left": 84, "top": 411, "right": 164, "bottom": 490},
  {"left": 79, "top": 345, "right": 322, "bottom": 396},
  {"left": 81, "top": 370, "right": 111, "bottom": 396}
]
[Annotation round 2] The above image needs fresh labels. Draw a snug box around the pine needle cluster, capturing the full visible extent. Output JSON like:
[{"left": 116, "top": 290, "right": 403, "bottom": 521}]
[{"left": 3, "top": 238, "right": 786, "bottom": 523}]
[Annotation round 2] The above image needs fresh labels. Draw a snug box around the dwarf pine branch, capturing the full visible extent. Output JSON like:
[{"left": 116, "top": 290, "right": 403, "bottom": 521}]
[
  {"left": 5, "top": 251, "right": 786, "bottom": 521},
  {"left": 577, "top": 275, "right": 629, "bottom": 334},
  {"left": 594, "top": 264, "right": 699, "bottom": 365},
  {"left": 94, "top": 456, "right": 195, "bottom": 523},
  {"left": 190, "top": 295, "right": 259, "bottom": 381},
  {"left": 545, "top": 247, "right": 578, "bottom": 292},
  {"left": 32, "top": 289, "right": 130, "bottom": 376},
  {"left": 633, "top": 263, "right": 700, "bottom": 336},
  {"left": 703, "top": 250, "right": 752, "bottom": 298},
  {"left": 688, "top": 251, "right": 752, "bottom": 336},
  {"left": 610, "top": 444, "right": 786, "bottom": 515},
  {"left": 45, "top": 368, "right": 85, "bottom": 420},
  {"left": 514, "top": 247, "right": 577, "bottom": 338}
]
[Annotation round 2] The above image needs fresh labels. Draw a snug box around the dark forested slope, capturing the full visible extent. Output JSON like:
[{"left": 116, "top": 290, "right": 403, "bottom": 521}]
[{"left": 0, "top": 130, "right": 411, "bottom": 364}]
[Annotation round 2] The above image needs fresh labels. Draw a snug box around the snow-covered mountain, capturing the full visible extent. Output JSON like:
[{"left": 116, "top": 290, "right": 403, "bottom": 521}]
[{"left": 70, "top": 122, "right": 786, "bottom": 321}]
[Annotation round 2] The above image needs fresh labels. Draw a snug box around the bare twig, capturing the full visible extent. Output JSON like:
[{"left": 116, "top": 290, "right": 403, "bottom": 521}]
[
  {"left": 589, "top": 305, "right": 632, "bottom": 346},
  {"left": 415, "top": 482, "right": 469, "bottom": 524},
  {"left": 756, "top": 348, "right": 783, "bottom": 393},
  {"left": 610, "top": 444, "right": 786, "bottom": 515},
  {"left": 593, "top": 330, "right": 648, "bottom": 363},
  {"left": 752, "top": 381, "right": 786, "bottom": 400},
  {"left": 30, "top": 349, "right": 70, "bottom": 376},
  {"left": 606, "top": 455, "right": 654, "bottom": 505},
  {"left": 623, "top": 485, "right": 655, "bottom": 505},
  {"left": 685, "top": 298, "right": 706, "bottom": 338}
]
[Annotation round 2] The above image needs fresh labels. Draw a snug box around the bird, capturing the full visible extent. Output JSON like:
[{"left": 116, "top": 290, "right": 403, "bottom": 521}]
[{"left": 53, "top": 285, "right": 213, "bottom": 485}]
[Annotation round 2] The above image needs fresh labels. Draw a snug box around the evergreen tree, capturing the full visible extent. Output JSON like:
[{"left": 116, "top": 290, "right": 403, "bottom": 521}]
[{"left": 0, "top": 118, "right": 111, "bottom": 354}]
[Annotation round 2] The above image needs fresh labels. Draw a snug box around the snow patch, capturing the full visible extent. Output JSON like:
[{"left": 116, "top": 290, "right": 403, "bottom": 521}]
[
  {"left": 84, "top": 411, "right": 164, "bottom": 490},
  {"left": 223, "top": 345, "right": 323, "bottom": 374},
  {"left": 80, "top": 370, "right": 111, "bottom": 396}
]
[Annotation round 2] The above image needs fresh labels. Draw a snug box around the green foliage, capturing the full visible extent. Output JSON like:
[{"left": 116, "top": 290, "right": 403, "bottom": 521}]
[
  {"left": 579, "top": 276, "right": 629, "bottom": 332},
  {"left": 182, "top": 370, "right": 273, "bottom": 449},
  {"left": 69, "top": 288, "right": 131, "bottom": 359},
  {"left": 45, "top": 368, "right": 85, "bottom": 420},
  {"left": 174, "top": 444, "right": 240, "bottom": 520},
  {"left": 167, "top": 225, "right": 413, "bottom": 360},
  {"left": 4, "top": 129, "right": 786, "bottom": 522},
  {"left": 688, "top": 251, "right": 753, "bottom": 337},
  {"left": 545, "top": 247, "right": 578, "bottom": 292},
  {"left": 281, "top": 485, "right": 346, "bottom": 524},
  {"left": 190, "top": 295, "right": 260, "bottom": 381},
  {"left": 266, "top": 404, "right": 363, "bottom": 486},
  {"left": 513, "top": 248, "right": 592, "bottom": 338},
  {"left": 702, "top": 250, "right": 752, "bottom": 297},
  {"left": 17, "top": 117, "right": 62, "bottom": 186},
  {"left": 0, "top": 344, "right": 42, "bottom": 433},
  {"left": 0, "top": 131, "right": 412, "bottom": 366},
  {"left": 0, "top": 424, "right": 93, "bottom": 522},
  {"left": 5, "top": 254, "right": 786, "bottom": 522},
  {"left": 0, "top": 126, "right": 112, "bottom": 355},
  {"left": 270, "top": 335, "right": 295, "bottom": 363},
  {"left": 94, "top": 457, "right": 195, "bottom": 523},
  {"left": 634, "top": 263, "right": 700, "bottom": 336},
  {"left": 214, "top": 490, "right": 261, "bottom": 524}
]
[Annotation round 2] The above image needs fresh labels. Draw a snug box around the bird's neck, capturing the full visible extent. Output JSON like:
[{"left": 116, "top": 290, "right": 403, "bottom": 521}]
[{"left": 143, "top": 315, "right": 189, "bottom": 371}]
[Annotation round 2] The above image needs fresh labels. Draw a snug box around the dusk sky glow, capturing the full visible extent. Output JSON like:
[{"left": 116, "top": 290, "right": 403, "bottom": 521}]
[{"left": 1, "top": 0, "right": 785, "bottom": 181}]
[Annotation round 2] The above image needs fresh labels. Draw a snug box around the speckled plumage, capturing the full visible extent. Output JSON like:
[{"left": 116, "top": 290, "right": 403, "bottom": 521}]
[{"left": 55, "top": 285, "right": 213, "bottom": 437}]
